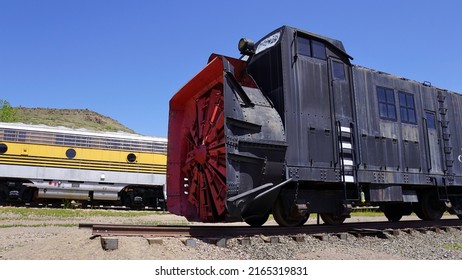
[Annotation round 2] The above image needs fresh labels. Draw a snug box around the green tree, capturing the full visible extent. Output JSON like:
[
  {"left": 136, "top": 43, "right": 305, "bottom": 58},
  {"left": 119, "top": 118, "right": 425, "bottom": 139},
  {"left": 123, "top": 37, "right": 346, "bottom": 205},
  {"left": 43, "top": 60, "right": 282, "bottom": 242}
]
[{"left": 0, "top": 99, "right": 18, "bottom": 122}]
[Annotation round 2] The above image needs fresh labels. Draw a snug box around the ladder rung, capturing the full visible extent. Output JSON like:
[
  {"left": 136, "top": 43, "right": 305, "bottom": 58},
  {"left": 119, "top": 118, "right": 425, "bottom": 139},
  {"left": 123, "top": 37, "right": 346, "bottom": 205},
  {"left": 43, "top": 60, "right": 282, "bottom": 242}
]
[
  {"left": 341, "top": 142, "right": 352, "bottom": 149},
  {"left": 340, "top": 126, "right": 351, "bottom": 133},
  {"left": 343, "top": 175, "right": 355, "bottom": 183},
  {"left": 342, "top": 159, "right": 354, "bottom": 166}
]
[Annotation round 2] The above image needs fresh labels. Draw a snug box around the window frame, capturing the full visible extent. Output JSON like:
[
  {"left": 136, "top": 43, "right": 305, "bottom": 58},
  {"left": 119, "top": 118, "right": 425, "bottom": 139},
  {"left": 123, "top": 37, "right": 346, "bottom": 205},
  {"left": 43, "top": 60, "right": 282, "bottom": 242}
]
[
  {"left": 296, "top": 35, "right": 326, "bottom": 60},
  {"left": 398, "top": 91, "right": 417, "bottom": 124},
  {"left": 311, "top": 40, "right": 326, "bottom": 60},
  {"left": 425, "top": 111, "right": 436, "bottom": 129},
  {"left": 332, "top": 60, "right": 346, "bottom": 80},
  {"left": 296, "top": 36, "right": 311, "bottom": 57},
  {"left": 376, "top": 86, "right": 397, "bottom": 121},
  {"left": 3, "top": 130, "right": 27, "bottom": 142}
]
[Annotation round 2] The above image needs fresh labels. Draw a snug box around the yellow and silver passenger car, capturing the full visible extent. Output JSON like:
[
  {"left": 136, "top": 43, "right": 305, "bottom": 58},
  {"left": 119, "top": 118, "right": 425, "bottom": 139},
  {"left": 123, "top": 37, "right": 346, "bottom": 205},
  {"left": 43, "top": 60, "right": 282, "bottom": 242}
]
[{"left": 0, "top": 122, "right": 167, "bottom": 209}]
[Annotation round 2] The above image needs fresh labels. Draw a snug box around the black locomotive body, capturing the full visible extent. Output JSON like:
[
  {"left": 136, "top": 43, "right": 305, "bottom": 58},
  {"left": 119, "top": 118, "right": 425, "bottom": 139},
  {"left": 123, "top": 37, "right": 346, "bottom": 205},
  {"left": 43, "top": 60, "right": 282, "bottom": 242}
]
[{"left": 167, "top": 26, "right": 462, "bottom": 226}]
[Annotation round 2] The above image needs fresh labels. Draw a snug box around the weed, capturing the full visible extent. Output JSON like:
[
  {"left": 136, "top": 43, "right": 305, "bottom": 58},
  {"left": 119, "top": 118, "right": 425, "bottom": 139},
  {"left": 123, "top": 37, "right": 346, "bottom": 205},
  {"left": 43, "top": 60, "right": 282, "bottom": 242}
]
[
  {"left": 443, "top": 243, "right": 462, "bottom": 250},
  {"left": 0, "top": 223, "right": 78, "bottom": 228},
  {"left": 0, "top": 206, "right": 160, "bottom": 219}
]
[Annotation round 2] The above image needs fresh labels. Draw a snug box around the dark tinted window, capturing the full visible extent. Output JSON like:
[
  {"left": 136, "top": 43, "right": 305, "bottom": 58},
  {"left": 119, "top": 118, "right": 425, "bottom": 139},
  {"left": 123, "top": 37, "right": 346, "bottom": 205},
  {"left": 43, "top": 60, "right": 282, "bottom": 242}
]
[
  {"left": 425, "top": 111, "right": 436, "bottom": 129},
  {"left": 0, "top": 143, "right": 7, "bottom": 154},
  {"left": 377, "top": 86, "right": 396, "bottom": 121},
  {"left": 18, "top": 131, "right": 26, "bottom": 142},
  {"left": 127, "top": 153, "right": 137, "bottom": 163},
  {"left": 332, "top": 61, "right": 345, "bottom": 80},
  {"left": 55, "top": 134, "right": 64, "bottom": 145},
  {"left": 4, "top": 130, "right": 15, "bottom": 141},
  {"left": 399, "top": 91, "right": 417, "bottom": 124},
  {"left": 2, "top": 130, "right": 26, "bottom": 142},
  {"left": 312, "top": 40, "right": 326, "bottom": 60},
  {"left": 297, "top": 37, "right": 311, "bottom": 57},
  {"left": 66, "top": 148, "right": 76, "bottom": 159},
  {"left": 296, "top": 36, "right": 326, "bottom": 60}
]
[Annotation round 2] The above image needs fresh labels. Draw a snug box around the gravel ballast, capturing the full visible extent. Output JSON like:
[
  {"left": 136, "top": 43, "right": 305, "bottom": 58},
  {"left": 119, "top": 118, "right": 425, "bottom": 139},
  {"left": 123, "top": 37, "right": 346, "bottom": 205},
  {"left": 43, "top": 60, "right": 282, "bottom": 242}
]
[{"left": 0, "top": 209, "right": 461, "bottom": 260}]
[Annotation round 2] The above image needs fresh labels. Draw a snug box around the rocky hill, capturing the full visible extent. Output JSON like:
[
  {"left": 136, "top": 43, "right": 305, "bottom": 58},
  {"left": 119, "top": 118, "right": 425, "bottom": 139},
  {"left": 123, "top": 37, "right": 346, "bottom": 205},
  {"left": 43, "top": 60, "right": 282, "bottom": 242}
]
[{"left": 14, "top": 107, "right": 135, "bottom": 133}]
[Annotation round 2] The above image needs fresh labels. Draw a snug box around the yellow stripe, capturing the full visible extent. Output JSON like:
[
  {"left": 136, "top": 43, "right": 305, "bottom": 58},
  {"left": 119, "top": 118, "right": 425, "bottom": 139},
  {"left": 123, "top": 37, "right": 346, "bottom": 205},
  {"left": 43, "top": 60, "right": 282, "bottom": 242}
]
[
  {"left": 0, "top": 155, "right": 166, "bottom": 173},
  {"left": 0, "top": 142, "right": 166, "bottom": 174}
]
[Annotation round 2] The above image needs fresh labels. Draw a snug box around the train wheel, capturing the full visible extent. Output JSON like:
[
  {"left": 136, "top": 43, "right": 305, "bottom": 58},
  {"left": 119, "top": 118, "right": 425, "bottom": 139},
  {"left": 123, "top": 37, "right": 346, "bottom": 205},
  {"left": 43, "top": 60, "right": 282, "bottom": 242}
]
[
  {"left": 383, "top": 210, "right": 403, "bottom": 222},
  {"left": 418, "top": 191, "right": 446, "bottom": 221},
  {"left": 244, "top": 213, "right": 270, "bottom": 227},
  {"left": 413, "top": 203, "right": 425, "bottom": 220},
  {"left": 272, "top": 197, "right": 309, "bottom": 227},
  {"left": 320, "top": 213, "right": 346, "bottom": 225},
  {"left": 0, "top": 188, "right": 6, "bottom": 202},
  {"left": 381, "top": 205, "right": 403, "bottom": 222}
]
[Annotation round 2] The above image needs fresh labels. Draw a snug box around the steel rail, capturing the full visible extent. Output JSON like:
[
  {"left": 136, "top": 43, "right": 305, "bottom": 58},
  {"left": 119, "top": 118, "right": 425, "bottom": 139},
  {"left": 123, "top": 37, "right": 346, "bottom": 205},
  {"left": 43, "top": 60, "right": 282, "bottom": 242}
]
[{"left": 80, "top": 219, "right": 462, "bottom": 238}]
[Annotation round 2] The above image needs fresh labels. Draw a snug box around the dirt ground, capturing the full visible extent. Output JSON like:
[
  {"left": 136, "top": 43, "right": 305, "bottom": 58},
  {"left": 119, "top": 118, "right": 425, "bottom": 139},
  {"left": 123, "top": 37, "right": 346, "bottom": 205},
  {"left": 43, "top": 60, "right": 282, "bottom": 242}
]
[{"left": 0, "top": 209, "right": 461, "bottom": 260}]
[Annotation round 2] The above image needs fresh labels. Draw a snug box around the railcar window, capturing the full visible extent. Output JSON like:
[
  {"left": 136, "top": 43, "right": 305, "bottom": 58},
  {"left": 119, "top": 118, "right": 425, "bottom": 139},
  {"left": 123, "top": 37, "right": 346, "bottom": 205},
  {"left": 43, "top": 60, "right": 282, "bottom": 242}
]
[
  {"left": 425, "top": 111, "right": 436, "bottom": 129},
  {"left": 332, "top": 61, "right": 346, "bottom": 80},
  {"left": 75, "top": 136, "right": 89, "bottom": 147},
  {"left": 4, "top": 130, "right": 11, "bottom": 141},
  {"left": 312, "top": 40, "right": 326, "bottom": 60},
  {"left": 18, "top": 131, "right": 26, "bottom": 142},
  {"left": 127, "top": 153, "right": 137, "bottom": 163},
  {"left": 108, "top": 139, "right": 121, "bottom": 149},
  {"left": 55, "top": 134, "right": 64, "bottom": 145},
  {"left": 377, "top": 86, "right": 397, "bottom": 121},
  {"left": 30, "top": 131, "right": 52, "bottom": 144},
  {"left": 399, "top": 91, "right": 417, "bottom": 124},
  {"left": 296, "top": 36, "right": 326, "bottom": 60},
  {"left": 92, "top": 137, "right": 107, "bottom": 149},
  {"left": 64, "top": 135, "right": 77, "bottom": 146},
  {"left": 297, "top": 36, "right": 311, "bottom": 57},
  {"left": 2, "top": 130, "right": 27, "bottom": 142},
  {"left": 66, "top": 148, "right": 76, "bottom": 159},
  {"left": 0, "top": 143, "right": 7, "bottom": 154},
  {"left": 4, "top": 130, "right": 15, "bottom": 141},
  {"left": 1, "top": 127, "right": 167, "bottom": 153},
  {"left": 121, "top": 140, "right": 132, "bottom": 150}
]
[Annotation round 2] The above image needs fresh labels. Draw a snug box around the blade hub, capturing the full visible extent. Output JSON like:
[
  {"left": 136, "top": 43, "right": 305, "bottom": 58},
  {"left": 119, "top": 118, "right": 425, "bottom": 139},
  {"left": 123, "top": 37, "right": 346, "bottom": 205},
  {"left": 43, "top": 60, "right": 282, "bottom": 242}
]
[{"left": 192, "top": 145, "right": 207, "bottom": 165}]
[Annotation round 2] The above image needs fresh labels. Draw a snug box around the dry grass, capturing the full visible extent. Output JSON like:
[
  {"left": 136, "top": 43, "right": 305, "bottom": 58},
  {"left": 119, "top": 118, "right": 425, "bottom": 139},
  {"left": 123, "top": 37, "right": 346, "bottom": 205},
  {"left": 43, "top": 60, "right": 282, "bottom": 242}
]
[{"left": 14, "top": 107, "right": 135, "bottom": 133}]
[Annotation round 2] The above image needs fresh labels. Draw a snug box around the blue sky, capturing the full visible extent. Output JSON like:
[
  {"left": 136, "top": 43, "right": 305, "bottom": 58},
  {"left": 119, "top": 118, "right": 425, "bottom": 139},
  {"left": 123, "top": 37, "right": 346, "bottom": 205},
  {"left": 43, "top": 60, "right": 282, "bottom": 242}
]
[{"left": 1, "top": 0, "right": 461, "bottom": 137}]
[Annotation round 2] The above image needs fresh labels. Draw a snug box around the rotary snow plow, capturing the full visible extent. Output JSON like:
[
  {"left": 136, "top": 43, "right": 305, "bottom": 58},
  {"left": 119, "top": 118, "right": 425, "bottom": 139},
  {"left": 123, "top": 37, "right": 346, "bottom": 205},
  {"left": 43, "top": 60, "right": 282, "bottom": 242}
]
[{"left": 167, "top": 54, "right": 287, "bottom": 226}]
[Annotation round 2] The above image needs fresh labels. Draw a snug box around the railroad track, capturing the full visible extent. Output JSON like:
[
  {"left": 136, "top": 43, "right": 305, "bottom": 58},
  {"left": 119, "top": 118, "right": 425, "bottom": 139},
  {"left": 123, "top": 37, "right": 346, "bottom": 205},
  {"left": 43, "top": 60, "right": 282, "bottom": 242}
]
[{"left": 80, "top": 219, "right": 462, "bottom": 238}]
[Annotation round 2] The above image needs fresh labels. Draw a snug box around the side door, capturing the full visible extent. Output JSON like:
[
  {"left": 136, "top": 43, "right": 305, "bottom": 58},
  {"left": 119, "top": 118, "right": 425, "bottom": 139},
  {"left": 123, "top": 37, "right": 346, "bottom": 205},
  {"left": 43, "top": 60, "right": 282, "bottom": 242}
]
[
  {"left": 328, "top": 58, "right": 356, "bottom": 183},
  {"left": 424, "top": 110, "right": 443, "bottom": 174}
]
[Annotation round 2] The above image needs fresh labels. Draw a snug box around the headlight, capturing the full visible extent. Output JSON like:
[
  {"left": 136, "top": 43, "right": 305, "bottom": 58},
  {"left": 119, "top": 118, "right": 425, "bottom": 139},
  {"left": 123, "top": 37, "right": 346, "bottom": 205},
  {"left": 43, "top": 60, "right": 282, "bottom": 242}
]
[{"left": 238, "top": 38, "right": 255, "bottom": 55}]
